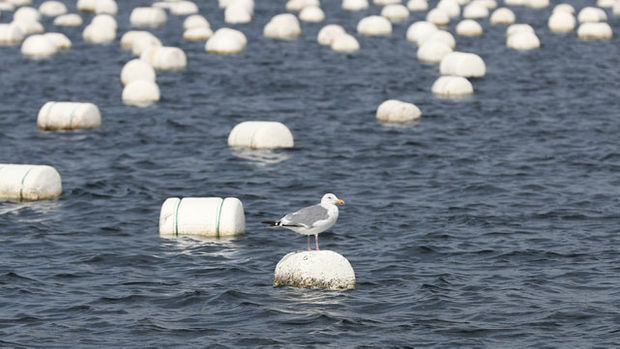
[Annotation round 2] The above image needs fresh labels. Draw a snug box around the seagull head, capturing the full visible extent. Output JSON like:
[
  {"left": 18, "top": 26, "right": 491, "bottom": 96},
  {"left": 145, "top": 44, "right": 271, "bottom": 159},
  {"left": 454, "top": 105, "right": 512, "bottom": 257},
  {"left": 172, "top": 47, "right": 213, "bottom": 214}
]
[{"left": 321, "top": 193, "right": 344, "bottom": 205}]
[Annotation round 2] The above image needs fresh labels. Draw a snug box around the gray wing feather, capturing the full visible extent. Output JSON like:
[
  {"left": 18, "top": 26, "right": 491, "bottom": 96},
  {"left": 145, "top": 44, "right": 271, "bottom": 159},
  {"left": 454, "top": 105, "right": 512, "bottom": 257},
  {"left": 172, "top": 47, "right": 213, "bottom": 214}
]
[{"left": 282, "top": 205, "right": 329, "bottom": 227}]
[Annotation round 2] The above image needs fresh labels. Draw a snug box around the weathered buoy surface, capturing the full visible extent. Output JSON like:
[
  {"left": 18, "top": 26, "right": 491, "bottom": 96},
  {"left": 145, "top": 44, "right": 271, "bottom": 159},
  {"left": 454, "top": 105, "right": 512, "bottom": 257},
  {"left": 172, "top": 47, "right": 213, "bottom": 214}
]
[
  {"left": 577, "top": 22, "right": 613, "bottom": 39},
  {"left": 426, "top": 8, "right": 451, "bottom": 27},
  {"left": 53, "top": 13, "right": 83, "bottom": 26},
  {"left": 228, "top": 121, "right": 294, "bottom": 149},
  {"left": 578, "top": 7, "right": 606, "bottom": 23},
  {"left": 432, "top": 76, "right": 474, "bottom": 97},
  {"left": 121, "top": 59, "right": 156, "bottom": 86},
  {"left": 507, "top": 31, "right": 540, "bottom": 50},
  {"left": 357, "top": 15, "right": 392, "bottom": 36},
  {"left": 381, "top": 4, "right": 410, "bottom": 22},
  {"left": 184, "top": 27, "right": 213, "bottom": 41},
  {"left": 407, "top": 0, "right": 428, "bottom": 11},
  {"left": 43, "top": 32, "right": 71, "bottom": 49},
  {"left": 0, "top": 164, "right": 62, "bottom": 201},
  {"left": 39, "top": 1, "right": 67, "bottom": 17},
  {"left": 122, "top": 80, "right": 160, "bottom": 106},
  {"left": 206, "top": 28, "right": 247, "bottom": 54},
  {"left": 376, "top": 99, "right": 421, "bottom": 122},
  {"left": 130, "top": 7, "right": 167, "bottom": 28},
  {"left": 225, "top": 3, "right": 252, "bottom": 24},
  {"left": 273, "top": 250, "right": 356, "bottom": 290},
  {"left": 331, "top": 33, "right": 360, "bottom": 52},
  {"left": 159, "top": 197, "right": 245, "bottom": 237},
  {"left": 342, "top": 0, "right": 369, "bottom": 11},
  {"left": 21, "top": 34, "right": 57, "bottom": 57},
  {"left": 37, "top": 101, "right": 101, "bottom": 130},
  {"left": 94, "top": 0, "right": 118, "bottom": 15},
  {"left": 299, "top": 6, "right": 325, "bottom": 22},
  {"left": 417, "top": 40, "right": 453, "bottom": 63},
  {"left": 0, "top": 23, "right": 25, "bottom": 45},
  {"left": 140, "top": 46, "right": 187, "bottom": 70},
  {"left": 548, "top": 12, "right": 575, "bottom": 33},
  {"left": 83, "top": 23, "right": 116, "bottom": 44},
  {"left": 406, "top": 21, "right": 438, "bottom": 43},
  {"left": 77, "top": 0, "right": 96, "bottom": 12},
  {"left": 456, "top": 19, "right": 483, "bottom": 36},
  {"left": 264, "top": 13, "right": 301, "bottom": 40},
  {"left": 490, "top": 7, "right": 515, "bottom": 25},
  {"left": 317, "top": 24, "right": 346, "bottom": 45},
  {"left": 440, "top": 51, "right": 486, "bottom": 78},
  {"left": 183, "top": 14, "right": 210, "bottom": 30}
]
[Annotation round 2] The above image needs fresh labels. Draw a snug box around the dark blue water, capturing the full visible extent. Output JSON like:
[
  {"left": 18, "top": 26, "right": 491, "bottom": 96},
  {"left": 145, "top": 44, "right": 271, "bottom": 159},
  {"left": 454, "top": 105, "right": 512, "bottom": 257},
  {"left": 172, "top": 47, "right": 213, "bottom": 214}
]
[{"left": 1, "top": 0, "right": 620, "bottom": 346}]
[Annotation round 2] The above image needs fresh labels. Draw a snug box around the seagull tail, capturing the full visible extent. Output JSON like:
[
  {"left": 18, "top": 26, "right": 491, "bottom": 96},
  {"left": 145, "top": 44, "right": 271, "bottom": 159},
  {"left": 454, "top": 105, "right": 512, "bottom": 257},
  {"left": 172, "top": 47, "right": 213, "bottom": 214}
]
[{"left": 262, "top": 220, "right": 281, "bottom": 226}]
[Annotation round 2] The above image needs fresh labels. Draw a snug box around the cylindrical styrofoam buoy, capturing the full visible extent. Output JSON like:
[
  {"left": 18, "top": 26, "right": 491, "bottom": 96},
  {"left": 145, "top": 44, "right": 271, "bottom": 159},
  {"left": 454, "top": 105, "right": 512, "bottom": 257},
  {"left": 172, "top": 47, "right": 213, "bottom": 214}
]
[
  {"left": 13, "top": 6, "right": 40, "bottom": 23},
  {"left": 299, "top": 6, "right": 324, "bottom": 22},
  {"left": 506, "top": 24, "right": 534, "bottom": 37},
  {"left": 122, "top": 80, "right": 160, "bottom": 106},
  {"left": 418, "top": 30, "right": 455, "bottom": 49},
  {"left": 578, "top": 7, "right": 606, "bottom": 23},
  {"left": 184, "top": 27, "right": 213, "bottom": 41},
  {"left": 140, "top": 46, "right": 187, "bottom": 70},
  {"left": 95, "top": 0, "right": 117, "bottom": 15},
  {"left": 273, "top": 250, "right": 355, "bottom": 290},
  {"left": 456, "top": 19, "right": 483, "bottom": 36},
  {"left": 548, "top": 12, "right": 575, "bottom": 33},
  {"left": 526, "top": 0, "right": 549, "bottom": 9},
  {"left": 228, "top": 121, "right": 294, "bottom": 149},
  {"left": 376, "top": 99, "right": 421, "bottom": 122},
  {"left": 357, "top": 15, "right": 392, "bottom": 36},
  {"left": 0, "top": 2, "right": 15, "bottom": 11},
  {"left": 286, "top": 0, "right": 319, "bottom": 12},
  {"left": 417, "top": 41, "right": 453, "bottom": 63},
  {"left": 406, "top": 21, "right": 438, "bottom": 43},
  {"left": 598, "top": 0, "right": 615, "bottom": 7},
  {"left": 159, "top": 197, "right": 245, "bottom": 237},
  {"left": 130, "top": 7, "right": 167, "bottom": 28},
  {"left": 121, "top": 59, "right": 156, "bottom": 86},
  {"left": 21, "top": 34, "right": 57, "bottom": 57},
  {"left": 342, "top": 0, "right": 368, "bottom": 11},
  {"left": 91, "top": 14, "right": 117, "bottom": 31},
  {"left": 374, "top": 0, "right": 401, "bottom": 5},
  {"left": 437, "top": 0, "right": 460, "bottom": 18},
  {"left": 43, "top": 32, "right": 71, "bottom": 49},
  {"left": 53, "top": 14, "right": 83, "bottom": 26},
  {"left": 426, "top": 8, "right": 451, "bottom": 27},
  {"left": 0, "top": 164, "right": 62, "bottom": 201},
  {"left": 12, "top": 19, "right": 44, "bottom": 35},
  {"left": 407, "top": 0, "right": 428, "bottom": 11},
  {"left": 553, "top": 3, "right": 575, "bottom": 14},
  {"left": 39, "top": 1, "right": 67, "bottom": 17},
  {"left": 122, "top": 31, "right": 162, "bottom": 55},
  {"left": 0, "top": 23, "right": 25, "bottom": 45},
  {"left": 381, "top": 4, "right": 409, "bottom": 22},
  {"left": 507, "top": 31, "right": 540, "bottom": 50},
  {"left": 83, "top": 23, "right": 116, "bottom": 43},
  {"left": 577, "top": 22, "right": 613, "bottom": 39},
  {"left": 77, "top": 0, "right": 96, "bottom": 12},
  {"left": 184, "top": 15, "right": 210, "bottom": 30},
  {"left": 206, "top": 28, "right": 247, "bottom": 54},
  {"left": 331, "top": 33, "right": 360, "bottom": 52},
  {"left": 490, "top": 7, "right": 515, "bottom": 25},
  {"left": 37, "top": 102, "right": 101, "bottom": 130},
  {"left": 317, "top": 24, "right": 346, "bottom": 45},
  {"left": 440, "top": 52, "right": 485, "bottom": 78},
  {"left": 432, "top": 76, "right": 473, "bottom": 97},
  {"left": 169, "top": 1, "right": 199, "bottom": 15},
  {"left": 225, "top": 3, "right": 252, "bottom": 24},
  {"left": 463, "top": 2, "right": 489, "bottom": 18},
  {"left": 264, "top": 13, "right": 301, "bottom": 40}
]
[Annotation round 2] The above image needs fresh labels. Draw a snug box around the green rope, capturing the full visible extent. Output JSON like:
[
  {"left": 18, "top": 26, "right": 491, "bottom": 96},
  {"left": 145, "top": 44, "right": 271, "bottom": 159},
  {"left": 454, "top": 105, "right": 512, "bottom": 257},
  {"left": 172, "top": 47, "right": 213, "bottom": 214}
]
[
  {"left": 215, "top": 198, "right": 226, "bottom": 238},
  {"left": 19, "top": 167, "right": 33, "bottom": 201},
  {"left": 174, "top": 198, "right": 183, "bottom": 236}
]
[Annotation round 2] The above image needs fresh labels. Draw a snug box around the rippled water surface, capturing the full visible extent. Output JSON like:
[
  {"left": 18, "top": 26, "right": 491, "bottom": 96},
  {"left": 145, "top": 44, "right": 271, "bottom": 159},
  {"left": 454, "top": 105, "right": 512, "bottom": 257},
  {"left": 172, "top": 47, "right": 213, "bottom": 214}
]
[{"left": 1, "top": 0, "right": 620, "bottom": 347}]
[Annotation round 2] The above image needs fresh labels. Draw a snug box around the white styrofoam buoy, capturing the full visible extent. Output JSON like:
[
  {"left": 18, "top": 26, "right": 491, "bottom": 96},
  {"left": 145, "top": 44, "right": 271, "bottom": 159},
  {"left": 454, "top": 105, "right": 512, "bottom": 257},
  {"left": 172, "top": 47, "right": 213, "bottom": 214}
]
[
  {"left": 613, "top": 2, "right": 620, "bottom": 16},
  {"left": 490, "top": 7, "right": 515, "bottom": 25},
  {"left": 456, "top": 19, "right": 483, "bottom": 36},
  {"left": 130, "top": 7, "right": 167, "bottom": 28},
  {"left": 504, "top": 0, "right": 525, "bottom": 5},
  {"left": 577, "top": 22, "right": 613, "bottom": 39},
  {"left": 0, "top": 2, "right": 15, "bottom": 11},
  {"left": 122, "top": 80, "right": 160, "bottom": 106},
  {"left": 463, "top": 2, "right": 489, "bottom": 18},
  {"left": 440, "top": 52, "right": 485, "bottom": 78},
  {"left": 477, "top": 0, "right": 497, "bottom": 8},
  {"left": 419, "top": 30, "right": 455, "bottom": 49},
  {"left": 286, "top": 0, "right": 319, "bottom": 12},
  {"left": 437, "top": 0, "right": 460, "bottom": 18},
  {"left": 77, "top": 0, "right": 96, "bottom": 12},
  {"left": 374, "top": 0, "right": 401, "bottom": 4},
  {"left": 526, "top": 0, "right": 549, "bottom": 9},
  {"left": 407, "top": 0, "right": 428, "bottom": 11},
  {"left": 507, "top": 31, "right": 540, "bottom": 50},
  {"left": 83, "top": 23, "right": 116, "bottom": 43},
  {"left": 228, "top": 121, "right": 294, "bottom": 149},
  {"left": 376, "top": 99, "right": 421, "bottom": 122},
  {"left": 0, "top": 23, "right": 24, "bottom": 45},
  {"left": 225, "top": 3, "right": 252, "bottom": 24},
  {"left": 406, "top": 21, "right": 438, "bottom": 43},
  {"left": 183, "top": 15, "right": 210, "bottom": 30},
  {"left": 0, "top": 164, "right": 62, "bottom": 201},
  {"left": 417, "top": 41, "right": 453, "bottom": 63},
  {"left": 357, "top": 15, "right": 392, "bottom": 36},
  {"left": 53, "top": 14, "right": 83, "bottom": 26},
  {"left": 12, "top": 19, "right": 44, "bottom": 35},
  {"left": 168, "top": 1, "right": 199, "bottom": 15},
  {"left": 426, "top": 8, "right": 451, "bottom": 27},
  {"left": 159, "top": 197, "right": 245, "bottom": 238},
  {"left": 13, "top": 6, "right": 40, "bottom": 23},
  {"left": 206, "top": 28, "right": 247, "bottom": 54},
  {"left": 140, "top": 46, "right": 187, "bottom": 70},
  {"left": 597, "top": 0, "right": 615, "bottom": 8},
  {"left": 21, "top": 34, "right": 57, "bottom": 57},
  {"left": 317, "top": 24, "right": 346, "bottom": 45},
  {"left": 273, "top": 250, "right": 355, "bottom": 290},
  {"left": 184, "top": 27, "right": 213, "bottom": 41},
  {"left": 506, "top": 24, "right": 534, "bottom": 37},
  {"left": 43, "top": 32, "right": 71, "bottom": 49},
  {"left": 548, "top": 12, "right": 576, "bottom": 33},
  {"left": 37, "top": 102, "right": 101, "bottom": 130},
  {"left": 122, "top": 31, "right": 162, "bottom": 55},
  {"left": 331, "top": 33, "right": 360, "bottom": 52},
  {"left": 121, "top": 59, "right": 156, "bottom": 86},
  {"left": 264, "top": 13, "right": 301, "bottom": 40},
  {"left": 39, "top": 1, "right": 67, "bottom": 17},
  {"left": 381, "top": 4, "right": 410, "bottom": 22},
  {"left": 299, "top": 6, "right": 325, "bottom": 22},
  {"left": 553, "top": 3, "right": 575, "bottom": 14},
  {"left": 95, "top": 0, "right": 117, "bottom": 15},
  {"left": 91, "top": 14, "right": 117, "bottom": 31},
  {"left": 342, "top": 0, "right": 368, "bottom": 11},
  {"left": 432, "top": 76, "right": 473, "bottom": 97},
  {"left": 578, "top": 7, "right": 607, "bottom": 23}
]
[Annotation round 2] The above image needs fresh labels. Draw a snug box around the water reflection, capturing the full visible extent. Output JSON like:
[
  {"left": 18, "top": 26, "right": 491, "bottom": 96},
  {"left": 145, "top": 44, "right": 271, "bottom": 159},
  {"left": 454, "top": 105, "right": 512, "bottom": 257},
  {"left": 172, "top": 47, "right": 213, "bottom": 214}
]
[
  {"left": 230, "top": 148, "right": 291, "bottom": 165},
  {"left": 0, "top": 200, "right": 62, "bottom": 216},
  {"left": 159, "top": 234, "right": 242, "bottom": 258}
]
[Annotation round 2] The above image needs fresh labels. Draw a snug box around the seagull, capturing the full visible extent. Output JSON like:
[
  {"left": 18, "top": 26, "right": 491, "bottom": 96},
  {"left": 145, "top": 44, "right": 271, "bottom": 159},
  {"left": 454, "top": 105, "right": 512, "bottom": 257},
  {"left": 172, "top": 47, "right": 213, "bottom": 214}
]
[{"left": 262, "top": 193, "right": 345, "bottom": 251}]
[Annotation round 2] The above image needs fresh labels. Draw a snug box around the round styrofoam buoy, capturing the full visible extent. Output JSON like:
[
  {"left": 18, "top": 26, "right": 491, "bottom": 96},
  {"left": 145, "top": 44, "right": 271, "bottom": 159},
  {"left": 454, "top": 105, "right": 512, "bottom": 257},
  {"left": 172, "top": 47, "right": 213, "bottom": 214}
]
[
  {"left": 317, "top": 24, "right": 346, "bottom": 45},
  {"left": 39, "top": 1, "right": 67, "bottom": 17},
  {"left": 437, "top": 0, "right": 460, "bottom": 18},
  {"left": 83, "top": 23, "right": 115, "bottom": 43},
  {"left": 526, "top": 0, "right": 549, "bottom": 9},
  {"left": 159, "top": 197, "right": 245, "bottom": 238},
  {"left": 12, "top": 19, "right": 44, "bottom": 35},
  {"left": 613, "top": 2, "right": 620, "bottom": 16},
  {"left": 426, "top": 8, "right": 451, "bottom": 27},
  {"left": 577, "top": 22, "right": 613, "bottom": 39},
  {"left": 553, "top": 3, "right": 575, "bottom": 14},
  {"left": 578, "top": 7, "right": 607, "bottom": 23},
  {"left": 490, "top": 7, "right": 515, "bottom": 25},
  {"left": 95, "top": 0, "right": 117, "bottom": 15},
  {"left": 419, "top": 30, "right": 455, "bottom": 49},
  {"left": 121, "top": 59, "right": 156, "bottom": 86},
  {"left": 0, "top": 164, "right": 62, "bottom": 201},
  {"left": 548, "top": 12, "right": 575, "bottom": 33},
  {"left": 140, "top": 46, "right": 187, "bottom": 70},
  {"left": 273, "top": 250, "right": 356, "bottom": 290},
  {"left": 342, "top": 0, "right": 368, "bottom": 11},
  {"left": 0, "top": 23, "right": 24, "bottom": 45},
  {"left": 121, "top": 31, "right": 162, "bottom": 55},
  {"left": 77, "top": 0, "right": 96, "bottom": 12},
  {"left": 506, "top": 24, "right": 534, "bottom": 37},
  {"left": 286, "top": 0, "right": 319, "bottom": 11},
  {"left": 264, "top": 13, "right": 301, "bottom": 40},
  {"left": 406, "top": 21, "right": 438, "bottom": 43},
  {"left": 43, "top": 32, "right": 71, "bottom": 49},
  {"left": 417, "top": 40, "right": 453, "bottom": 63},
  {"left": 168, "top": 1, "right": 199, "bottom": 15},
  {"left": 91, "top": 14, "right": 117, "bottom": 30},
  {"left": 504, "top": 0, "right": 525, "bottom": 5},
  {"left": 225, "top": 3, "right": 252, "bottom": 24},
  {"left": 375, "top": 0, "right": 401, "bottom": 4},
  {"left": 507, "top": 31, "right": 540, "bottom": 50},
  {"left": 440, "top": 52, "right": 485, "bottom": 77},
  {"left": 122, "top": 80, "right": 160, "bottom": 106},
  {"left": 14, "top": 6, "right": 40, "bottom": 23},
  {"left": 184, "top": 27, "right": 213, "bottom": 41},
  {"left": 37, "top": 102, "right": 101, "bottom": 130},
  {"left": 477, "top": 0, "right": 497, "bottom": 8},
  {"left": 331, "top": 33, "right": 360, "bottom": 52},
  {"left": 432, "top": 76, "right": 473, "bottom": 97},
  {"left": 376, "top": 99, "right": 421, "bottom": 122},
  {"left": 597, "top": 0, "right": 615, "bottom": 8},
  {"left": 407, "top": 0, "right": 428, "bottom": 11},
  {"left": 21, "top": 34, "right": 57, "bottom": 57},
  {"left": 357, "top": 15, "right": 392, "bottom": 36},
  {"left": 184, "top": 15, "right": 210, "bottom": 30},
  {"left": 53, "top": 14, "right": 83, "bottom": 26},
  {"left": 228, "top": 121, "right": 294, "bottom": 149},
  {"left": 0, "top": 2, "right": 15, "bottom": 11},
  {"left": 381, "top": 4, "right": 410, "bottom": 22},
  {"left": 463, "top": 2, "right": 489, "bottom": 18},
  {"left": 299, "top": 6, "right": 324, "bottom": 22},
  {"left": 130, "top": 7, "right": 167, "bottom": 28},
  {"left": 456, "top": 19, "right": 483, "bottom": 36},
  {"left": 206, "top": 28, "right": 247, "bottom": 54}
]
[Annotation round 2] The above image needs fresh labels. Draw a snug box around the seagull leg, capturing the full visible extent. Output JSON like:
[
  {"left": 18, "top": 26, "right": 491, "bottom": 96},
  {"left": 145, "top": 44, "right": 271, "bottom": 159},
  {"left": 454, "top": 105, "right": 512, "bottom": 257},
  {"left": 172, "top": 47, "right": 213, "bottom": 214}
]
[
  {"left": 307, "top": 235, "right": 311, "bottom": 251},
  {"left": 315, "top": 234, "right": 320, "bottom": 251}
]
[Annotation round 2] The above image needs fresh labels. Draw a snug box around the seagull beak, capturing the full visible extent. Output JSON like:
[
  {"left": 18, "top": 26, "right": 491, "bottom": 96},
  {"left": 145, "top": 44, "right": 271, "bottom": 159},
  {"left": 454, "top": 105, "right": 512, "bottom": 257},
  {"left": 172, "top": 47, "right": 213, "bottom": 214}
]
[{"left": 337, "top": 199, "right": 345, "bottom": 205}]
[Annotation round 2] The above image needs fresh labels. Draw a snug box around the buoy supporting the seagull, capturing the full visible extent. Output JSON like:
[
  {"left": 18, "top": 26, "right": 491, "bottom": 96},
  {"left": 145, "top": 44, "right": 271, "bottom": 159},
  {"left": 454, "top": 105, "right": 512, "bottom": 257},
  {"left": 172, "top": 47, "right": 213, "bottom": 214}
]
[{"left": 273, "top": 250, "right": 356, "bottom": 289}]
